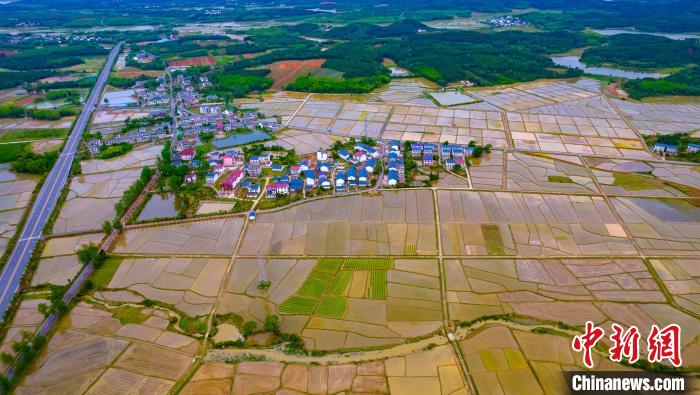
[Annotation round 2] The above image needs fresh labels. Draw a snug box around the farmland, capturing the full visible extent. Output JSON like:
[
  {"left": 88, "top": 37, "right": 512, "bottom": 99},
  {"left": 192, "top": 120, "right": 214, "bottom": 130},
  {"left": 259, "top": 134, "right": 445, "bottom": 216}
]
[
  {"left": 218, "top": 257, "right": 443, "bottom": 350},
  {"left": 5, "top": 37, "right": 700, "bottom": 394}
]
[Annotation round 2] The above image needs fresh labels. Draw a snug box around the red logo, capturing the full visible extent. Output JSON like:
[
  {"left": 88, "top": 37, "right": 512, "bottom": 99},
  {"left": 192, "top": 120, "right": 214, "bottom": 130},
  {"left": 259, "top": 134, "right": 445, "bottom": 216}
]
[
  {"left": 572, "top": 321, "right": 605, "bottom": 368},
  {"left": 609, "top": 323, "right": 640, "bottom": 364},
  {"left": 571, "top": 322, "right": 683, "bottom": 368},
  {"left": 647, "top": 324, "right": 682, "bottom": 367}
]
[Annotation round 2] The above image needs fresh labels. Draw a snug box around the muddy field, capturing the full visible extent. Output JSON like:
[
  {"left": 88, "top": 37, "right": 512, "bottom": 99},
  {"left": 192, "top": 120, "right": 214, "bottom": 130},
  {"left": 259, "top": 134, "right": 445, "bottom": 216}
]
[
  {"left": 16, "top": 302, "right": 197, "bottom": 394},
  {"left": 187, "top": 344, "right": 467, "bottom": 394},
  {"left": 240, "top": 191, "right": 436, "bottom": 256},
  {"left": 114, "top": 218, "right": 244, "bottom": 256},
  {"left": 53, "top": 168, "right": 141, "bottom": 233},
  {"left": 437, "top": 190, "right": 637, "bottom": 256}
]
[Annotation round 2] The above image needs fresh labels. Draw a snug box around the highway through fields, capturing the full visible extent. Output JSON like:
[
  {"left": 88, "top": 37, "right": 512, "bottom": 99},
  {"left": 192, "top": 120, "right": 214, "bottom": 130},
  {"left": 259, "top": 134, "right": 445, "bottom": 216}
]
[{"left": 0, "top": 43, "right": 122, "bottom": 319}]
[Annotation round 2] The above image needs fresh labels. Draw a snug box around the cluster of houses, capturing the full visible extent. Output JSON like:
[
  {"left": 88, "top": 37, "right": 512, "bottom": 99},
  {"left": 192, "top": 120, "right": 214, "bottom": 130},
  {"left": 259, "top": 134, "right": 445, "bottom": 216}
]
[
  {"left": 175, "top": 73, "right": 202, "bottom": 105},
  {"left": 135, "top": 78, "right": 169, "bottom": 106},
  {"left": 651, "top": 142, "right": 700, "bottom": 156},
  {"left": 86, "top": 111, "right": 171, "bottom": 155},
  {"left": 180, "top": 104, "right": 282, "bottom": 136},
  {"left": 193, "top": 140, "right": 398, "bottom": 201},
  {"left": 411, "top": 142, "right": 475, "bottom": 169}
]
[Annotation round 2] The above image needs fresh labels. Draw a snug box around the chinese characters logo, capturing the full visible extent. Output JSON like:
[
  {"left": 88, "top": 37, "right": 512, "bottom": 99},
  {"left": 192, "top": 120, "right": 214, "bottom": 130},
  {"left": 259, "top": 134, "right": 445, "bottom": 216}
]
[{"left": 571, "top": 321, "right": 682, "bottom": 368}]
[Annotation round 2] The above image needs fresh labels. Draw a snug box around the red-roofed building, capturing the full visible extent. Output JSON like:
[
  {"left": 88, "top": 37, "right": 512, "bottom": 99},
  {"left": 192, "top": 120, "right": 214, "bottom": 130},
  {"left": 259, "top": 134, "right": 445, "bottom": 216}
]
[
  {"left": 180, "top": 147, "right": 195, "bottom": 161},
  {"left": 221, "top": 170, "right": 245, "bottom": 192}
]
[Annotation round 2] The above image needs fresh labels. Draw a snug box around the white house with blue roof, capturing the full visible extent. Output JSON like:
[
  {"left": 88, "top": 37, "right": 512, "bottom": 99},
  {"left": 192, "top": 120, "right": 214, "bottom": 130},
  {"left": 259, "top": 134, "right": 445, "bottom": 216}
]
[{"left": 652, "top": 142, "right": 679, "bottom": 155}]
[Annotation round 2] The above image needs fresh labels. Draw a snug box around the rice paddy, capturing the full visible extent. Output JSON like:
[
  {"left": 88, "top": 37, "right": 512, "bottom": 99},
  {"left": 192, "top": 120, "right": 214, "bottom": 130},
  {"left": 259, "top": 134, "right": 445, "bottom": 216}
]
[{"left": 279, "top": 258, "right": 394, "bottom": 317}]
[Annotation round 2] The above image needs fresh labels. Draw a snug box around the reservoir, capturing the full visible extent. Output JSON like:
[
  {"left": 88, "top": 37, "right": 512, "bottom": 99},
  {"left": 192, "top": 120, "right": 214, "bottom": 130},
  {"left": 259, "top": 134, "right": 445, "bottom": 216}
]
[
  {"left": 550, "top": 56, "right": 668, "bottom": 79},
  {"left": 212, "top": 130, "right": 271, "bottom": 149},
  {"left": 590, "top": 29, "right": 700, "bottom": 40}
]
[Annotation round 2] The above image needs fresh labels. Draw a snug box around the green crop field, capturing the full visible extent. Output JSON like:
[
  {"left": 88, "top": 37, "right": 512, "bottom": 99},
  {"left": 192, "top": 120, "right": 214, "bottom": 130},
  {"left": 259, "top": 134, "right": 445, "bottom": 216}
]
[
  {"left": 279, "top": 296, "right": 317, "bottom": 315},
  {"left": 315, "top": 296, "right": 348, "bottom": 319},
  {"left": 310, "top": 269, "right": 335, "bottom": 282},
  {"left": 298, "top": 278, "right": 328, "bottom": 298},
  {"left": 279, "top": 258, "right": 393, "bottom": 317},
  {"left": 316, "top": 258, "right": 343, "bottom": 272},
  {"left": 368, "top": 270, "right": 387, "bottom": 299},
  {"left": 342, "top": 258, "right": 392, "bottom": 271},
  {"left": 326, "top": 271, "right": 352, "bottom": 296}
]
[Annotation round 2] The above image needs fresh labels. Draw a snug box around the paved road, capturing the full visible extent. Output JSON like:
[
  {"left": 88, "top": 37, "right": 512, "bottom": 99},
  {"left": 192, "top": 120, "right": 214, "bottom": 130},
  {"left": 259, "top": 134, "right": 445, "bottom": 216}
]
[
  {"left": 165, "top": 67, "right": 178, "bottom": 150},
  {"left": 0, "top": 43, "right": 122, "bottom": 319}
]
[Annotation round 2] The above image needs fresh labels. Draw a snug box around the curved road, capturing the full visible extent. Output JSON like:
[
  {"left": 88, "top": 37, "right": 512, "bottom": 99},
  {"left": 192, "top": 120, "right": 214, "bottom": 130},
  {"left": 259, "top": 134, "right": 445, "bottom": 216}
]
[{"left": 0, "top": 43, "right": 122, "bottom": 319}]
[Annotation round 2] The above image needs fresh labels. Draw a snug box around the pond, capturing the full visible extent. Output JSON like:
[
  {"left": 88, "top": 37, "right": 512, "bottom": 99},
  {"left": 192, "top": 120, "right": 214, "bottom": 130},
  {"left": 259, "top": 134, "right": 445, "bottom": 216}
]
[
  {"left": 590, "top": 29, "right": 700, "bottom": 40},
  {"left": 631, "top": 197, "right": 700, "bottom": 223},
  {"left": 212, "top": 130, "right": 271, "bottom": 149},
  {"left": 550, "top": 56, "right": 668, "bottom": 79},
  {"left": 137, "top": 193, "right": 178, "bottom": 221}
]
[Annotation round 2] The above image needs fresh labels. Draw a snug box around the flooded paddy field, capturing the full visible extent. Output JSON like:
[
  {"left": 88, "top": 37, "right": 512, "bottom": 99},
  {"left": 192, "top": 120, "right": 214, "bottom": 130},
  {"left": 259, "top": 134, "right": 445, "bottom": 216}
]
[
  {"left": 612, "top": 197, "right": 700, "bottom": 256},
  {"left": 240, "top": 191, "right": 437, "bottom": 256},
  {"left": 613, "top": 100, "right": 700, "bottom": 136},
  {"left": 0, "top": 165, "right": 38, "bottom": 255},
  {"left": 80, "top": 145, "right": 161, "bottom": 174},
  {"left": 54, "top": 168, "right": 142, "bottom": 233},
  {"left": 269, "top": 129, "right": 340, "bottom": 155},
  {"left": 505, "top": 152, "right": 598, "bottom": 194},
  {"left": 16, "top": 302, "right": 197, "bottom": 394},
  {"left": 437, "top": 190, "right": 638, "bottom": 256},
  {"left": 114, "top": 218, "right": 244, "bottom": 256},
  {"left": 193, "top": 344, "right": 468, "bottom": 394},
  {"left": 457, "top": 324, "right": 700, "bottom": 394}
]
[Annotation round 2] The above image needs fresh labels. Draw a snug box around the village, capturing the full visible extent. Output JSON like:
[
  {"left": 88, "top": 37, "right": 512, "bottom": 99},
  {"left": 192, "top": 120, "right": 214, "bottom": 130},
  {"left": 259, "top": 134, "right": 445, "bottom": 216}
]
[{"left": 173, "top": 135, "right": 483, "bottom": 203}]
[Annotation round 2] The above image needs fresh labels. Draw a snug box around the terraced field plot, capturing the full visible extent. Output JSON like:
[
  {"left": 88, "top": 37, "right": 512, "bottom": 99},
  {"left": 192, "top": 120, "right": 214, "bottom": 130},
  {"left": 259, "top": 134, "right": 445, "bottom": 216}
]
[
  {"left": 53, "top": 168, "right": 141, "bottom": 233},
  {"left": 114, "top": 217, "right": 244, "bottom": 255},
  {"left": 240, "top": 191, "right": 437, "bottom": 256},
  {"left": 329, "top": 102, "right": 392, "bottom": 139},
  {"left": 269, "top": 128, "right": 339, "bottom": 155},
  {"left": 190, "top": 344, "right": 467, "bottom": 395},
  {"left": 101, "top": 257, "right": 229, "bottom": 316},
  {"left": 0, "top": 298, "right": 47, "bottom": 371},
  {"left": 383, "top": 106, "right": 509, "bottom": 147},
  {"left": 593, "top": 168, "right": 692, "bottom": 197},
  {"left": 369, "top": 78, "right": 437, "bottom": 105},
  {"left": 583, "top": 157, "right": 700, "bottom": 193},
  {"left": 469, "top": 150, "right": 505, "bottom": 190},
  {"left": 0, "top": 175, "right": 37, "bottom": 211},
  {"left": 458, "top": 325, "right": 664, "bottom": 395},
  {"left": 41, "top": 233, "right": 105, "bottom": 258},
  {"left": 614, "top": 100, "right": 700, "bottom": 136},
  {"left": 0, "top": 208, "right": 23, "bottom": 256},
  {"left": 236, "top": 92, "right": 306, "bottom": 124},
  {"left": 31, "top": 255, "right": 82, "bottom": 286},
  {"left": 444, "top": 258, "right": 669, "bottom": 325},
  {"left": 16, "top": 302, "right": 196, "bottom": 395},
  {"left": 525, "top": 95, "right": 620, "bottom": 118},
  {"left": 80, "top": 144, "right": 161, "bottom": 174},
  {"left": 650, "top": 258, "right": 700, "bottom": 317},
  {"left": 287, "top": 99, "right": 343, "bottom": 133},
  {"left": 438, "top": 190, "right": 637, "bottom": 256},
  {"left": 505, "top": 152, "right": 598, "bottom": 194},
  {"left": 468, "top": 80, "right": 599, "bottom": 112},
  {"left": 612, "top": 197, "right": 700, "bottom": 256},
  {"left": 219, "top": 258, "right": 443, "bottom": 350},
  {"left": 506, "top": 112, "right": 636, "bottom": 139},
  {"left": 278, "top": 258, "right": 392, "bottom": 318}
]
